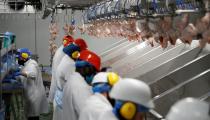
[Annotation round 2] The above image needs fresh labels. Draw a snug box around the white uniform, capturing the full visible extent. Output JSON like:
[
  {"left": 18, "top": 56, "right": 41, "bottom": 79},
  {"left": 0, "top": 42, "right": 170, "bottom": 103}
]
[
  {"left": 21, "top": 59, "right": 49, "bottom": 117},
  {"left": 79, "top": 93, "right": 113, "bottom": 120},
  {"left": 56, "top": 55, "right": 75, "bottom": 89},
  {"left": 62, "top": 72, "right": 92, "bottom": 120},
  {"left": 98, "top": 109, "right": 118, "bottom": 120},
  {"left": 53, "top": 55, "right": 75, "bottom": 120},
  {"left": 49, "top": 45, "right": 65, "bottom": 103}
]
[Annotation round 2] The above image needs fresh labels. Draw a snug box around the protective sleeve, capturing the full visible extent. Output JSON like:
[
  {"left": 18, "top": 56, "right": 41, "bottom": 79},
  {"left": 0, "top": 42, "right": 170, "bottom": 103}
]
[{"left": 25, "top": 63, "right": 38, "bottom": 80}]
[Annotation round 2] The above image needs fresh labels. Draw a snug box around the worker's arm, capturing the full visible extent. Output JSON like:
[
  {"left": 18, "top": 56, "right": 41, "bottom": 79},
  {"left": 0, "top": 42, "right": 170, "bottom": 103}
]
[{"left": 22, "top": 63, "right": 38, "bottom": 80}]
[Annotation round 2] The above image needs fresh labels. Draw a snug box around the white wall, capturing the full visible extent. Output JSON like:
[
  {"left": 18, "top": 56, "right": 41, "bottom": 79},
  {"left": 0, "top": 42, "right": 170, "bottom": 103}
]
[{"left": 0, "top": 10, "right": 120, "bottom": 65}]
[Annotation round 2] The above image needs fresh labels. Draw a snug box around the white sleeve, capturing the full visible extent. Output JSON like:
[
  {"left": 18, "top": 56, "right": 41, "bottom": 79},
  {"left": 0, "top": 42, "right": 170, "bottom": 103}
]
[{"left": 25, "top": 63, "right": 38, "bottom": 80}]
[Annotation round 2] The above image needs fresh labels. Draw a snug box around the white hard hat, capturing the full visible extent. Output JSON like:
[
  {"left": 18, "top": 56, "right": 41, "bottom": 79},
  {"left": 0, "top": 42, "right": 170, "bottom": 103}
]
[
  {"left": 92, "top": 72, "right": 108, "bottom": 85},
  {"left": 166, "top": 97, "right": 210, "bottom": 120},
  {"left": 110, "top": 78, "right": 154, "bottom": 109},
  {"left": 92, "top": 72, "right": 120, "bottom": 86}
]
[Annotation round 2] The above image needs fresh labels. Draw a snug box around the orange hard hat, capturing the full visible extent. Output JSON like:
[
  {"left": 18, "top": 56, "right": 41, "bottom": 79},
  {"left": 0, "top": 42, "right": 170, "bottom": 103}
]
[
  {"left": 79, "top": 50, "right": 101, "bottom": 71},
  {"left": 63, "top": 35, "right": 74, "bottom": 47},
  {"left": 74, "top": 38, "right": 88, "bottom": 51}
]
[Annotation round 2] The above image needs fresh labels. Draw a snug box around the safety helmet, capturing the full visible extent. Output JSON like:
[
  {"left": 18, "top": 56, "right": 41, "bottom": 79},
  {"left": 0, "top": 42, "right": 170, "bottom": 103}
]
[
  {"left": 92, "top": 72, "right": 120, "bottom": 86},
  {"left": 16, "top": 48, "right": 31, "bottom": 60},
  {"left": 166, "top": 98, "right": 210, "bottom": 120},
  {"left": 74, "top": 38, "right": 88, "bottom": 51},
  {"left": 78, "top": 50, "right": 101, "bottom": 71},
  {"left": 110, "top": 78, "right": 154, "bottom": 109},
  {"left": 63, "top": 43, "right": 80, "bottom": 59},
  {"left": 63, "top": 35, "right": 74, "bottom": 47},
  {"left": 91, "top": 72, "right": 120, "bottom": 93}
]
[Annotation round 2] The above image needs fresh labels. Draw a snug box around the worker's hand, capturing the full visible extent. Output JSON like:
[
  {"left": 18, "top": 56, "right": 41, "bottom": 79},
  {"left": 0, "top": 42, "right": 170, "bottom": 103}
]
[{"left": 21, "top": 72, "right": 28, "bottom": 77}]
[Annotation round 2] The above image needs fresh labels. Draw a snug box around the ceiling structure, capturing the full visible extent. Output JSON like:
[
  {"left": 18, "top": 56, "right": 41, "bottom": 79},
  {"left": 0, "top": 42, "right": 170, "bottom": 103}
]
[
  {"left": 0, "top": 0, "right": 105, "bottom": 11},
  {"left": 55, "top": 0, "right": 105, "bottom": 10}
]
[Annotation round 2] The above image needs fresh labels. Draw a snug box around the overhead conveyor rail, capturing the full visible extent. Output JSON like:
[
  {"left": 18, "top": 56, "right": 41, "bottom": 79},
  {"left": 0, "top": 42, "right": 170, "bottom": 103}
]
[{"left": 153, "top": 69, "right": 210, "bottom": 116}]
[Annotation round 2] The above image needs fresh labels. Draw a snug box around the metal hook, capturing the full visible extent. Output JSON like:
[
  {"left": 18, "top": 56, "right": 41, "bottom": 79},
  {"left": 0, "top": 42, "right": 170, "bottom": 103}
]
[
  {"left": 104, "top": 2, "right": 109, "bottom": 16},
  {"left": 94, "top": 5, "right": 99, "bottom": 19},
  {"left": 137, "top": 0, "right": 144, "bottom": 16},
  {"left": 176, "top": 0, "right": 185, "bottom": 9},
  {"left": 83, "top": 10, "right": 88, "bottom": 23},
  {"left": 64, "top": 8, "right": 68, "bottom": 24},
  {"left": 104, "top": 1, "right": 112, "bottom": 19},
  {"left": 114, "top": 0, "right": 119, "bottom": 13},
  {"left": 100, "top": 3, "right": 105, "bottom": 17},
  {"left": 89, "top": 5, "right": 96, "bottom": 20},
  {"left": 123, "top": 0, "right": 129, "bottom": 13}
]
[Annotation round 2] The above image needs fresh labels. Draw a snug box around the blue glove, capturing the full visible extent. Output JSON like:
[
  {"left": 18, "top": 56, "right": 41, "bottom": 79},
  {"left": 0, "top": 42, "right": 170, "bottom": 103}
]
[
  {"left": 10, "top": 79, "right": 18, "bottom": 84},
  {"left": 55, "top": 89, "right": 64, "bottom": 109},
  {"left": 14, "top": 72, "right": 22, "bottom": 76}
]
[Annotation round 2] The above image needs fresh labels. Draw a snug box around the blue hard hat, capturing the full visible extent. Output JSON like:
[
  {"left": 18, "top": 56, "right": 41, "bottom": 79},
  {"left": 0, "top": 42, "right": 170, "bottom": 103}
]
[
  {"left": 63, "top": 43, "right": 80, "bottom": 57},
  {"left": 16, "top": 48, "right": 32, "bottom": 59}
]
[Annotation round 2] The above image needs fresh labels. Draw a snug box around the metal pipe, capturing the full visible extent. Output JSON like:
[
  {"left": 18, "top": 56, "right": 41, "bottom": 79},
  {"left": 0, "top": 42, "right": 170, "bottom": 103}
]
[
  {"left": 149, "top": 109, "right": 165, "bottom": 120},
  {"left": 34, "top": 9, "right": 38, "bottom": 61},
  {"left": 0, "top": 37, "right": 2, "bottom": 108},
  {"left": 175, "top": 9, "right": 200, "bottom": 14}
]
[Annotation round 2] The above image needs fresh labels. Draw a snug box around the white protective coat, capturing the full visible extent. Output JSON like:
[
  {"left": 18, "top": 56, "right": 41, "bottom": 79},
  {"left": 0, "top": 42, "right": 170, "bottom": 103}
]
[
  {"left": 56, "top": 55, "right": 75, "bottom": 89},
  {"left": 49, "top": 45, "right": 65, "bottom": 103},
  {"left": 21, "top": 59, "right": 49, "bottom": 117},
  {"left": 79, "top": 93, "right": 113, "bottom": 120},
  {"left": 62, "top": 72, "right": 93, "bottom": 120},
  {"left": 53, "top": 55, "right": 75, "bottom": 120},
  {"left": 98, "top": 109, "right": 118, "bottom": 120}
]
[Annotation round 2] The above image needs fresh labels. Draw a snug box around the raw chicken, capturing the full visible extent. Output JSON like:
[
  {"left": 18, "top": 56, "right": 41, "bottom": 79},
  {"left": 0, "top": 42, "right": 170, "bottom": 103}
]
[
  {"left": 85, "top": 19, "right": 141, "bottom": 41},
  {"left": 167, "top": 29, "right": 179, "bottom": 45},
  {"left": 78, "top": 25, "right": 87, "bottom": 34},
  {"left": 175, "top": 14, "right": 190, "bottom": 35},
  {"left": 147, "top": 37, "right": 156, "bottom": 47},
  {"left": 49, "top": 22, "right": 59, "bottom": 56},
  {"left": 195, "top": 12, "right": 210, "bottom": 47},
  {"left": 140, "top": 20, "right": 153, "bottom": 40},
  {"left": 161, "top": 16, "right": 179, "bottom": 46},
  {"left": 180, "top": 23, "right": 198, "bottom": 44},
  {"left": 195, "top": 13, "right": 210, "bottom": 34},
  {"left": 153, "top": 18, "right": 170, "bottom": 48},
  {"left": 200, "top": 29, "right": 210, "bottom": 48}
]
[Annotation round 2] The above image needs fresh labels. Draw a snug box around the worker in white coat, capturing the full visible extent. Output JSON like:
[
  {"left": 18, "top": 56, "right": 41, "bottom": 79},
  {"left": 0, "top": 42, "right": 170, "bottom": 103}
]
[
  {"left": 53, "top": 38, "right": 88, "bottom": 120},
  {"left": 15, "top": 48, "right": 48, "bottom": 120},
  {"left": 49, "top": 35, "right": 74, "bottom": 103},
  {"left": 79, "top": 72, "right": 120, "bottom": 120},
  {"left": 53, "top": 43, "right": 80, "bottom": 120},
  {"left": 99, "top": 78, "right": 154, "bottom": 120},
  {"left": 166, "top": 97, "right": 210, "bottom": 120},
  {"left": 62, "top": 49, "right": 101, "bottom": 120},
  {"left": 56, "top": 38, "right": 88, "bottom": 90},
  {"left": 55, "top": 38, "right": 88, "bottom": 91}
]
